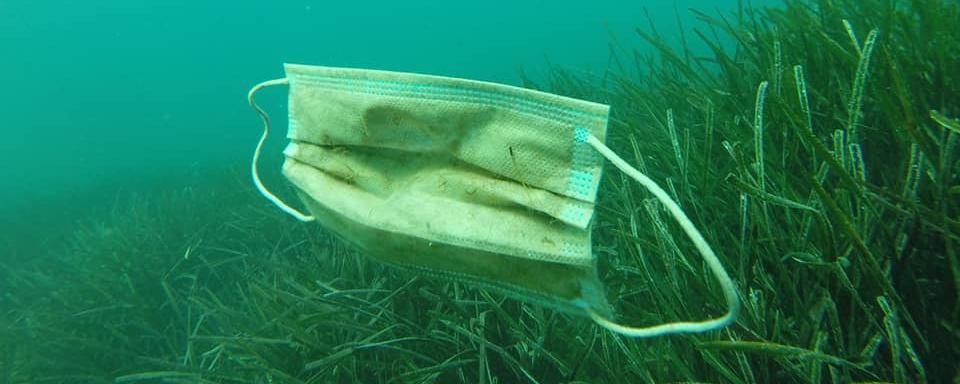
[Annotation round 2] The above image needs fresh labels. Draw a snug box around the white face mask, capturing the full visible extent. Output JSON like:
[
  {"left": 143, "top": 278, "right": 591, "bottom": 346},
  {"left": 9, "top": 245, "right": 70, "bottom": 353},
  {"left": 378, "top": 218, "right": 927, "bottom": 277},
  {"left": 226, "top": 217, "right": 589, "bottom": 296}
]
[{"left": 248, "top": 64, "right": 739, "bottom": 338}]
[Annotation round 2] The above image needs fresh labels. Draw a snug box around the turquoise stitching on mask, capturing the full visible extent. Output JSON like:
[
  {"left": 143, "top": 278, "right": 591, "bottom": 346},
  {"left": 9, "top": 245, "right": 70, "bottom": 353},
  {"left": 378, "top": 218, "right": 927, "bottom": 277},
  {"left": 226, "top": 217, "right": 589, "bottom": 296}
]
[
  {"left": 567, "top": 127, "right": 599, "bottom": 200},
  {"left": 560, "top": 205, "right": 590, "bottom": 228}
]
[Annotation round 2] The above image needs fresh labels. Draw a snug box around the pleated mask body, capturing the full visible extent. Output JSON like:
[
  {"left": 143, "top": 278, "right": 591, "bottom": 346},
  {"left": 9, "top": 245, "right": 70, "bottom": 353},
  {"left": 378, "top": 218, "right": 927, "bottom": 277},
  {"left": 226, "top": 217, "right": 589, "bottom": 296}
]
[
  {"left": 276, "top": 64, "right": 610, "bottom": 314},
  {"left": 249, "top": 64, "right": 740, "bottom": 338}
]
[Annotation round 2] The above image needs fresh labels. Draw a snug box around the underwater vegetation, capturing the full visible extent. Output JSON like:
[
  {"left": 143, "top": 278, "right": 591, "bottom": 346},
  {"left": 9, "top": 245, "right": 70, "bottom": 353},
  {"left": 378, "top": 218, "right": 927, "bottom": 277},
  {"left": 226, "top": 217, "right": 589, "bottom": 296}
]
[{"left": 1, "top": 0, "right": 958, "bottom": 382}]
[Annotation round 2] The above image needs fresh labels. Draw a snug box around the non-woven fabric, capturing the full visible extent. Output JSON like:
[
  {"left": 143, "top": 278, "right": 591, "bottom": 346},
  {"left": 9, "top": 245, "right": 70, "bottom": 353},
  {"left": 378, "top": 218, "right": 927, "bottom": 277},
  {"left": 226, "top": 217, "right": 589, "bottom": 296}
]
[
  {"left": 248, "top": 64, "right": 740, "bottom": 338},
  {"left": 280, "top": 64, "right": 611, "bottom": 314}
]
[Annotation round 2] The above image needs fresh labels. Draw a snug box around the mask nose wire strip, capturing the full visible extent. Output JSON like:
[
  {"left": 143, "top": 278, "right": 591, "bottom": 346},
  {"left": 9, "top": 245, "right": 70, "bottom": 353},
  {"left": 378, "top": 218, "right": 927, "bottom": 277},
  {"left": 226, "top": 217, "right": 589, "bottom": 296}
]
[
  {"left": 248, "top": 78, "right": 316, "bottom": 222},
  {"left": 585, "top": 134, "right": 739, "bottom": 337}
]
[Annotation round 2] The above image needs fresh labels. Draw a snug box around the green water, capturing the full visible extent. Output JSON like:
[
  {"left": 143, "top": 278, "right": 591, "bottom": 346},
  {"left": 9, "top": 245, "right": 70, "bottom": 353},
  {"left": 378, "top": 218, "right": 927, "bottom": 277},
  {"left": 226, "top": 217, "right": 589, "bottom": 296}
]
[{"left": 1, "top": 0, "right": 957, "bottom": 382}]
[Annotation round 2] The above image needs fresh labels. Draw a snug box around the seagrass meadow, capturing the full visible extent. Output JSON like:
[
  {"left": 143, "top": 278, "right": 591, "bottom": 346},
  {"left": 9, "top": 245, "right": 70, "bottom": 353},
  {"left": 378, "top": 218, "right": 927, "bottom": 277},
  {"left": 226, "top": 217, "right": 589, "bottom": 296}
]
[{"left": 2, "top": 0, "right": 958, "bottom": 382}]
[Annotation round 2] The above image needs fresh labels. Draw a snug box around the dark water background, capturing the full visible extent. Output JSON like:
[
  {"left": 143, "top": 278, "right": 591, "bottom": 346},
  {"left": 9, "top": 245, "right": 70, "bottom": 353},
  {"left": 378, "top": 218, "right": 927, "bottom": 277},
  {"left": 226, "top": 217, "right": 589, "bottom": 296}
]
[{"left": 0, "top": 0, "right": 776, "bottom": 254}]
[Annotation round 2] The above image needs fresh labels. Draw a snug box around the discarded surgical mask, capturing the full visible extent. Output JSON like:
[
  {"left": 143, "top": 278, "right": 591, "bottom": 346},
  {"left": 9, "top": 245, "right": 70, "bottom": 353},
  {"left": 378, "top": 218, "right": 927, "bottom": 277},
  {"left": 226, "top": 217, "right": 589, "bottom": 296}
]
[{"left": 248, "top": 64, "right": 739, "bottom": 338}]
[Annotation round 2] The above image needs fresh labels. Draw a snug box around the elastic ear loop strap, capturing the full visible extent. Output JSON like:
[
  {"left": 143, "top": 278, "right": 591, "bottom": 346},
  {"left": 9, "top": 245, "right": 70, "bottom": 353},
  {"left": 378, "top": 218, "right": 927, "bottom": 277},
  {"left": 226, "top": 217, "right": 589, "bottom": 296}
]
[
  {"left": 586, "top": 134, "right": 739, "bottom": 337},
  {"left": 248, "top": 77, "right": 735, "bottom": 334},
  {"left": 247, "top": 78, "right": 315, "bottom": 222}
]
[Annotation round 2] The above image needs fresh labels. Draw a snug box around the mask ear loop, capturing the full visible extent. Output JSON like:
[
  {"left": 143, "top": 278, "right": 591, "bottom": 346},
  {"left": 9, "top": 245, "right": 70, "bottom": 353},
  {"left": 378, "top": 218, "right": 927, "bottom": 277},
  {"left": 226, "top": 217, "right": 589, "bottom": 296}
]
[
  {"left": 248, "top": 78, "right": 315, "bottom": 222},
  {"left": 585, "top": 134, "right": 739, "bottom": 337}
]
